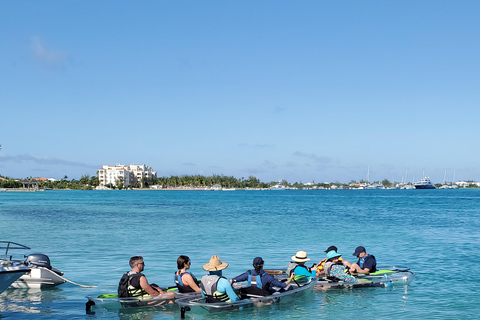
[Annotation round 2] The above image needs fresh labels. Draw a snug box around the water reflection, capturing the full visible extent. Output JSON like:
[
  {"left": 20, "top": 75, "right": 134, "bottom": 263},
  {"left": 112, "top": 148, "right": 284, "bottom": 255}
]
[{"left": 0, "top": 287, "right": 66, "bottom": 314}]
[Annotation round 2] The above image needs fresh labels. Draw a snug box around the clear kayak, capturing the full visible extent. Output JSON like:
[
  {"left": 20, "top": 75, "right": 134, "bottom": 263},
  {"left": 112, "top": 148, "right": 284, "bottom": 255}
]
[
  {"left": 266, "top": 266, "right": 415, "bottom": 289},
  {"left": 85, "top": 289, "right": 200, "bottom": 313},
  {"left": 176, "top": 277, "right": 317, "bottom": 317}
]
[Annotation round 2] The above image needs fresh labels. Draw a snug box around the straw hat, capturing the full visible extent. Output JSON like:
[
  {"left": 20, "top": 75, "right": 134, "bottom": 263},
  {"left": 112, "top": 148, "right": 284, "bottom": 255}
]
[
  {"left": 291, "top": 251, "right": 310, "bottom": 263},
  {"left": 202, "top": 255, "right": 229, "bottom": 271}
]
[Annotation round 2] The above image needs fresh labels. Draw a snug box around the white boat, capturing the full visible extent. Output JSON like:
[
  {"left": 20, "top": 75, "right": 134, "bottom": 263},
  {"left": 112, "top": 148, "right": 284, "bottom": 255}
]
[
  {"left": 0, "top": 241, "right": 66, "bottom": 289},
  {"left": 414, "top": 176, "right": 436, "bottom": 189},
  {"left": 0, "top": 242, "right": 31, "bottom": 294},
  {"left": 270, "top": 180, "right": 287, "bottom": 190}
]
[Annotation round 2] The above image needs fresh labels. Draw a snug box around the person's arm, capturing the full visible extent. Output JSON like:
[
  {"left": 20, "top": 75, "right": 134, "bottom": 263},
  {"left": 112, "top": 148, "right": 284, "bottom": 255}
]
[
  {"left": 182, "top": 273, "right": 202, "bottom": 293},
  {"left": 139, "top": 276, "right": 163, "bottom": 296},
  {"left": 217, "top": 278, "right": 238, "bottom": 302},
  {"left": 230, "top": 272, "right": 247, "bottom": 284},
  {"left": 266, "top": 273, "right": 294, "bottom": 288}
]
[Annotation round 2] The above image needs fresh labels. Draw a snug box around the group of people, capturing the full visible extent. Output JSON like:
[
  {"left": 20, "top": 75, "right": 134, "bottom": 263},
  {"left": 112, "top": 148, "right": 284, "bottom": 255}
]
[{"left": 118, "top": 245, "right": 376, "bottom": 302}]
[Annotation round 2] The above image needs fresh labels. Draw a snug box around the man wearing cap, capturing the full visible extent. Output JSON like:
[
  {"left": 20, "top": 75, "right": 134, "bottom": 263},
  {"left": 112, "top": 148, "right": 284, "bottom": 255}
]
[
  {"left": 349, "top": 246, "right": 377, "bottom": 274},
  {"left": 201, "top": 255, "right": 238, "bottom": 303},
  {"left": 286, "top": 251, "right": 316, "bottom": 280},
  {"left": 230, "top": 257, "right": 295, "bottom": 296},
  {"left": 316, "top": 246, "right": 351, "bottom": 277}
]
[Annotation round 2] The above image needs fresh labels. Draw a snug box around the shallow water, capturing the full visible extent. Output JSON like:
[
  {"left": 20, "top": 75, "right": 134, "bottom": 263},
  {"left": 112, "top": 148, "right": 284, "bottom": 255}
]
[{"left": 1, "top": 189, "right": 479, "bottom": 319}]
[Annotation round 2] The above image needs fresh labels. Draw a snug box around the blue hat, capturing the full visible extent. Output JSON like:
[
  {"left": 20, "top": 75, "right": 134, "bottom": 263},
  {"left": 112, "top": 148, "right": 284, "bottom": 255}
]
[
  {"left": 253, "top": 257, "right": 264, "bottom": 267},
  {"left": 326, "top": 250, "right": 342, "bottom": 260},
  {"left": 353, "top": 246, "right": 366, "bottom": 257}
]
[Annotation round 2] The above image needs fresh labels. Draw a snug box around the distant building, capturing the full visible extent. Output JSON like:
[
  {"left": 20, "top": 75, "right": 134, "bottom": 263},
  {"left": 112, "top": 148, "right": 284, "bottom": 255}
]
[{"left": 98, "top": 164, "right": 157, "bottom": 187}]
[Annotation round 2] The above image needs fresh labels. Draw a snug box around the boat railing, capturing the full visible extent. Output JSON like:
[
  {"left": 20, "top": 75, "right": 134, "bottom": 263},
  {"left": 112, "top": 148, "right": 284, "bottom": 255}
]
[{"left": 1, "top": 241, "right": 31, "bottom": 261}]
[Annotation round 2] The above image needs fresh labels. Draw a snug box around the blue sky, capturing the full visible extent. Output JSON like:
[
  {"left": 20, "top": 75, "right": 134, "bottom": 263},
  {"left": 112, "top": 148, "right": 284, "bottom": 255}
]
[{"left": 1, "top": 1, "right": 479, "bottom": 184}]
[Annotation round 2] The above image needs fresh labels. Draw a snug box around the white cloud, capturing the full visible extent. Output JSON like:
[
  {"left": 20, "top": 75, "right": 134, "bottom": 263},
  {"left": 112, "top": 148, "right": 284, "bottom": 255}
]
[
  {"left": 30, "top": 36, "right": 68, "bottom": 67},
  {"left": 0, "top": 153, "right": 98, "bottom": 169}
]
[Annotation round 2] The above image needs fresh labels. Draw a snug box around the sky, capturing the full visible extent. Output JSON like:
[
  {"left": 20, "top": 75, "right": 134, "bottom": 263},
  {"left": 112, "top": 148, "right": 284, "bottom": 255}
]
[{"left": 1, "top": 1, "right": 479, "bottom": 184}]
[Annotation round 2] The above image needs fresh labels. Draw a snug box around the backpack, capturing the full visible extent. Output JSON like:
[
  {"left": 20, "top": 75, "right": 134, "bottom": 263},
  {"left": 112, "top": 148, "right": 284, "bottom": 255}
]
[{"left": 118, "top": 273, "right": 132, "bottom": 298}]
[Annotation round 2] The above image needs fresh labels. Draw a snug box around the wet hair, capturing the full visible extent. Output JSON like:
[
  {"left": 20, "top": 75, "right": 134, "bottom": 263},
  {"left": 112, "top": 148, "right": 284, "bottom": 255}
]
[
  {"left": 129, "top": 256, "right": 143, "bottom": 268},
  {"left": 177, "top": 255, "right": 190, "bottom": 269}
]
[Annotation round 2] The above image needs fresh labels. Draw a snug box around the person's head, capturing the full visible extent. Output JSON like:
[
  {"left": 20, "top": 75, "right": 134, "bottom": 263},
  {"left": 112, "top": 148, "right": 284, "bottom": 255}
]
[
  {"left": 324, "top": 245, "right": 338, "bottom": 253},
  {"left": 203, "top": 255, "right": 229, "bottom": 275},
  {"left": 291, "top": 251, "right": 310, "bottom": 265},
  {"left": 129, "top": 256, "right": 144, "bottom": 271},
  {"left": 326, "top": 250, "right": 342, "bottom": 262},
  {"left": 253, "top": 257, "right": 264, "bottom": 272},
  {"left": 177, "top": 255, "right": 191, "bottom": 270},
  {"left": 353, "top": 246, "right": 366, "bottom": 258}
]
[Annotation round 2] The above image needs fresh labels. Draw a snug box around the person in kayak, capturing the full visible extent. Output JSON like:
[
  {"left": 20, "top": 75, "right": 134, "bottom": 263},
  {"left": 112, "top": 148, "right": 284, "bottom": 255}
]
[
  {"left": 323, "top": 250, "right": 356, "bottom": 282},
  {"left": 349, "top": 246, "right": 377, "bottom": 274},
  {"left": 175, "top": 255, "right": 201, "bottom": 293},
  {"left": 316, "top": 245, "right": 351, "bottom": 277},
  {"left": 286, "top": 251, "right": 316, "bottom": 281},
  {"left": 118, "top": 256, "right": 174, "bottom": 299},
  {"left": 230, "top": 257, "right": 295, "bottom": 296},
  {"left": 201, "top": 255, "right": 238, "bottom": 303}
]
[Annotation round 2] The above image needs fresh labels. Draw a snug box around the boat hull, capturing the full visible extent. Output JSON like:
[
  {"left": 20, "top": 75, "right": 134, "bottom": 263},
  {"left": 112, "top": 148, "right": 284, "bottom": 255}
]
[
  {"left": 86, "top": 291, "right": 198, "bottom": 312},
  {"left": 176, "top": 278, "right": 316, "bottom": 315},
  {"left": 414, "top": 185, "right": 436, "bottom": 189},
  {"left": 11, "top": 267, "right": 66, "bottom": 289},
  {"left": 0, "top": 264, "right": 30, "bottom": 294}
]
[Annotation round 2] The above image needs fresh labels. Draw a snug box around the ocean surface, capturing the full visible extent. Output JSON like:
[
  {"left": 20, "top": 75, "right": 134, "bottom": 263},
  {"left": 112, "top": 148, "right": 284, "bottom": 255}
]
[{"left": 1, "top": 189, "right": 479, "bottom": 319}]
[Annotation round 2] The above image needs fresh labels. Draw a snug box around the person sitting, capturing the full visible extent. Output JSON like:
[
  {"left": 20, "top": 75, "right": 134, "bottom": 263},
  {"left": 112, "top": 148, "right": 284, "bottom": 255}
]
[
  {"left": 286, "top": 251, "right": 316, "bottom": 281},
  {"left": 230, "top": 257, "right": 294, "bottom": 297},
  {"left": 316, "top": 245, "right": 351, "bottom": 277},
  {"left": 349, "top": 246, "right": 377, "bottom": 274},
  {"left": 118, "top": 256, "right": 174, "bottom": 299},
  {"left": 174, "top": 255, "right": 201, "bottom": 293},
  {"left": 200, "top": 255, "right": 238, "bottom": 303},
  {"left": 323, "top": 250, "right": 356, "bottom": 282}
]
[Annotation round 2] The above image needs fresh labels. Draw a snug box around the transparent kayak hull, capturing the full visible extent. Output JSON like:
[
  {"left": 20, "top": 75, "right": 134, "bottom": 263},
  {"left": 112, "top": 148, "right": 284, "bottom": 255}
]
[
  {"left": 176, "top": 277, "right": 316, "bottom": 315},
  {"left": 266, "top": 266, "right": 415, "bottom": 290},
  {"left": 86, "top": 292, "right": 200, "bottom": 312}
]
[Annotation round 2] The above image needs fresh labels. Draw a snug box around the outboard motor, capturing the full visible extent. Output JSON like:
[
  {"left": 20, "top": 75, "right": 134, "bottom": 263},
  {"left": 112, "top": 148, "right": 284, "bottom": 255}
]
[
  {"left": 25, "top": 254, "right": 64, "bottom": 276},
  {"left": 25, "top": 254, "right": 52, "bottom": 269}
]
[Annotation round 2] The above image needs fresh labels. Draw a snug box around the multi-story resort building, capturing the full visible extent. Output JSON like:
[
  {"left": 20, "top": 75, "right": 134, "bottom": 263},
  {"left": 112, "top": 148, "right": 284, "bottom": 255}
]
[{"left": 97, "top": 164, "right": 157, "bottom": 188}]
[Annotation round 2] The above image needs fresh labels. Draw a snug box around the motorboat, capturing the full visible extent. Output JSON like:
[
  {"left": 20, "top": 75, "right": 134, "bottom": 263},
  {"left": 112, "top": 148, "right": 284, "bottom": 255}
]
[
  {"left": 12, "top": 253, "right": 66, "bottom": 288},
  {"left": 176, "top": 277, "right": 316, "bottom": 317},
  {"left": 414, "top": 176, "right": 436, "bottom": 189},
  {"left": 0, "top": 241, "right": 65, "bottom": 289},
  {"left": 270, "top": 180, "right": 287, "bottom": 190},
  {"left": 0, "top": 242, "right": 31, "bottom": 294}
]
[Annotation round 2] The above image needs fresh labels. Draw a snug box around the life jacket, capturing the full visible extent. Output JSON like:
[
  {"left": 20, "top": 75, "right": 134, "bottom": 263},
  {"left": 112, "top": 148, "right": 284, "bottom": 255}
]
[
  {"left": 286, "top": 262, "right": 311, "bottom": 278},
  {"left": 359, "top": 255, "right": 377, "bottom": 273},
  {"left": 118, "top": 271, "right": 149, "bottom": 298},
  {"left": 316, "top": 257, "right": 344, "bottom": 273},
  {"left": 200, "top": 274, "right": 230, "bottom": 303},
  {"left": 241, "top": 270, "right": 270, "bottom": 297},
  {"left": 175, "top": 271, "right": 199, "bottom": 293}
]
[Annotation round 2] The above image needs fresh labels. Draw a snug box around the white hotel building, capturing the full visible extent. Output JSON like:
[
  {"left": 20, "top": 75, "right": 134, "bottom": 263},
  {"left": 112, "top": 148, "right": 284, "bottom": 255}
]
[{"left": 98, "top": 164, "right": 157, "bottom": 187}]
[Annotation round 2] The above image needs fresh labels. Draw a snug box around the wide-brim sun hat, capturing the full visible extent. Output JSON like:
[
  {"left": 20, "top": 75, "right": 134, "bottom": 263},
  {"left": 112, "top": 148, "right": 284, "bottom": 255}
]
[
  {"left": 326, "top": 250, "right": 342, "bottom": 260},
  {"left": 291, "top": 251, "right": 310, "bottom": 263},
  {"left": 203, "top": 255, "right": 229, "bottom": 271}
]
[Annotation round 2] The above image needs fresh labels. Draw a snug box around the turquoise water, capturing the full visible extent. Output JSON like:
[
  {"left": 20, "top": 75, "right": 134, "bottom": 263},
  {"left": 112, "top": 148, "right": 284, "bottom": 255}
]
[{"left": 1, "top": 189, "right": 479, "bottom": 319}]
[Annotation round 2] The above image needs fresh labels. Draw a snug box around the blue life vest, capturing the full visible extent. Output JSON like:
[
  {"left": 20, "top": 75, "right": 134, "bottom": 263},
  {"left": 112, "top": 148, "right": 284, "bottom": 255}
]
[{"left": 174, "top": 271, "right": 199, "bottom": 293}]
